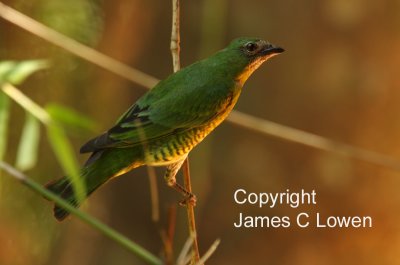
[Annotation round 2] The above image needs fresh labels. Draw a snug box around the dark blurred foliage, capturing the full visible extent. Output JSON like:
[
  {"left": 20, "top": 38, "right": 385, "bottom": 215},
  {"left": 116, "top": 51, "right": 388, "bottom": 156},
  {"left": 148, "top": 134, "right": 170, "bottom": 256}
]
[{"left": 1, "top": 0, "right": 400, "bottom": 264}]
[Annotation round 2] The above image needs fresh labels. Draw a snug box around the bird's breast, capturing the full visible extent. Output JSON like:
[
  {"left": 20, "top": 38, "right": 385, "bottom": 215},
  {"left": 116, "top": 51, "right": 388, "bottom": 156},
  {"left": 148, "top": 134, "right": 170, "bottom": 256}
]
[
  {"left": 144, "top": 89, "right": 241, "bottom": 166},
  {"left": 144, "top": 127, "right": 210, "bottom": 166}
]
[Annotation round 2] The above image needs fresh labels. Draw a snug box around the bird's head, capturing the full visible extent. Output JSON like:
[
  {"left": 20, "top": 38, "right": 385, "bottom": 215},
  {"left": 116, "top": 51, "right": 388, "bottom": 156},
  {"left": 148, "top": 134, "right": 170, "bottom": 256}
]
[{"left": 220, "top": 37, "right": 284, "bottom": 85}]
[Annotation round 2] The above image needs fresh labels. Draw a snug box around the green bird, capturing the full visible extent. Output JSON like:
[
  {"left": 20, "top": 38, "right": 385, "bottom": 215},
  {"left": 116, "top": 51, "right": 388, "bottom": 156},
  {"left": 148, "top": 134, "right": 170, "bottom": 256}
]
[{"left": 46, "top": 37, "right": 284, "bottom": 221}]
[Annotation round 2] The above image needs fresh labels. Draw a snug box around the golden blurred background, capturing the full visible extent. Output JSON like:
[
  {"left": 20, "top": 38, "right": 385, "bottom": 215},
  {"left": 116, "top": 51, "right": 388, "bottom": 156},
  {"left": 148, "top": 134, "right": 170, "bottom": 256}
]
[{"left": 1, "top": 0, "right": 400, "bottom": 264}]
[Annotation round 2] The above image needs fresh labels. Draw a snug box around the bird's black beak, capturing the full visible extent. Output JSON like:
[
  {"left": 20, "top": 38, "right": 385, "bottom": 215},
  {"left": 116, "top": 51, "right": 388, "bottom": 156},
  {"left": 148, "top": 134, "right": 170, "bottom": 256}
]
[{"left": 261, "top": 44, "right": 285, "bottom": 56}]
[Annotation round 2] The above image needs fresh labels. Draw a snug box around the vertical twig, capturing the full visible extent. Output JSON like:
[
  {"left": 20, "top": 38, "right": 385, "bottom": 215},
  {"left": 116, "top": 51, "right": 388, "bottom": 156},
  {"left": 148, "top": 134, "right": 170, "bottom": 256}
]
[
  {"left": 160, "top": 205, "right": 177, "bottom": 265},
  {"left": 170, "top": 0, "right": 181, "bottom": 72},
  {"left": 170, "top": 0, "right": 201, "bottom": 264},
  {"left": 147, "top": 166, "right": 160, "bottom": 222},
  {"left": 182, "top": 159, "right": 201, "bottom": 263}
]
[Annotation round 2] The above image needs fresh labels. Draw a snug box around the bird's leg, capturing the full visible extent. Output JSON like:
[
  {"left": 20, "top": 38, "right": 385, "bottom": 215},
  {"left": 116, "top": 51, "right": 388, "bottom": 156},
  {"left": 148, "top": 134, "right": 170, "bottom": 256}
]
[{"left": 164, "top": 159, "right": 197, "bottom": 206}]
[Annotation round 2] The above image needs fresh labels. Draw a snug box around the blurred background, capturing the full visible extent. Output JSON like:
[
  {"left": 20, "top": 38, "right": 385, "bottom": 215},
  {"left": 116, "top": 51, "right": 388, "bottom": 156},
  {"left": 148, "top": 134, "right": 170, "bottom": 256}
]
[{"left": 1, "top": 0, "right": 400, "bottom": 264}]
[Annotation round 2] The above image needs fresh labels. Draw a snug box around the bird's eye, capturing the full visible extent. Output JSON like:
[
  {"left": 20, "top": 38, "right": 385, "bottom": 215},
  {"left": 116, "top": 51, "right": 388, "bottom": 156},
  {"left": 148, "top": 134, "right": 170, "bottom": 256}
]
[{"left": 245, "top": 42, "right": 258, "bottom": 52}]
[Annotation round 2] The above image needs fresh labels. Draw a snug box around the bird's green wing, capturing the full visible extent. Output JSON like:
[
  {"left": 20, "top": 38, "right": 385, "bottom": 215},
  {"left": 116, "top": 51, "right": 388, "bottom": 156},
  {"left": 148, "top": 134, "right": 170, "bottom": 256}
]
[
  {"left": 79, "top": 103, "right": 175, "bottom": 153},
  {"left": 80, "top": 68, "right": 234, "bottom": 153}
]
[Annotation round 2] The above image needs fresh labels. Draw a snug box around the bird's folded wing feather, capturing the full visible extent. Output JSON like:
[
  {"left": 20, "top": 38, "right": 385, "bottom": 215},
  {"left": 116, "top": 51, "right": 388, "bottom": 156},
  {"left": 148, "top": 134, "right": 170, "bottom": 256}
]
[{"left": 80, "top": 82, "right": 231, "bottom": 154}]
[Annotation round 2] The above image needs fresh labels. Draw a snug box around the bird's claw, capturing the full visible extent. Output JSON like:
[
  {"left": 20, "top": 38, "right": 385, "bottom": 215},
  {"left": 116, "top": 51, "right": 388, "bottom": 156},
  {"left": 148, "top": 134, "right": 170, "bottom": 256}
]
[{"left": 179, "top": 193, "right": 197, "bottom": 207}]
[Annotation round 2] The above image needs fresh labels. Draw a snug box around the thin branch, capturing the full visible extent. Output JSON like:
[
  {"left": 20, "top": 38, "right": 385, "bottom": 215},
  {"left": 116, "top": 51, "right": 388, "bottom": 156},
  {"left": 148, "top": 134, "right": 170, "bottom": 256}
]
[
  {"left": 170, "top": 0, "right": 201, "bottom": 263},
  {"left": 194, "top": 239, "right": 221, "bottom": 265},
  {"left": 166, "top": 205, "right": 177, "bottom": 251},
  {"left": 146, "top": 166, "right": 160, "bottom": 222},
  {"left": 182, "top": 158, "right": 200, "bottom": 263},
  {"left": 170, "top": 0, "right": 181, "bottom": 72},
  {"left": 160, "top": 205, "right": 177, "bottom": 265},
  {"left": 0, "top": 161, "right": 162, "bottom": 265},
  {"left": 1, "top": 4, "right": 400, "bottom": 171},
  {"left": 1, "top": 83, "right": 51, "bottom": 124},
  {"left": 0, "top": 2, "right": 158, "bottom": 89},
  {"left": 227, "top": 111, "right": 400, "bottom": 171}
]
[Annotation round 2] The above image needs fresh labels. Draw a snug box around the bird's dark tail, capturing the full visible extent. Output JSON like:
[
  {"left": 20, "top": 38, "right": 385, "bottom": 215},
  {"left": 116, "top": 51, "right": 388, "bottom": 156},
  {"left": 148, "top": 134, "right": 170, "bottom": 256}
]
[
  {"left": 45, "top": 177, "right": 82, "bottom": 221},
  {"left": 45, "top": 175, "right": 110, "bottom": 221},
  {"left": 45, "top": 148, "right": 144, "bottom": 221},
  {"left": 45, "top": 151, "right": 110, "bottom": 221}
]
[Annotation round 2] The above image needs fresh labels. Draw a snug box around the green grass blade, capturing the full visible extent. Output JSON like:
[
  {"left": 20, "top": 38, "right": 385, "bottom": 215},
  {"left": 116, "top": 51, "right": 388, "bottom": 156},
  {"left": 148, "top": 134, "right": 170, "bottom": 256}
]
[
  {"left": 1, "top": 83, "right": 51, "bottom": 124},
  {"left": 4, "top": 60, "right": 49, "bottom": 85},
  {"left": 0, "top": 61, "right": 16, "bottom": 83},
  {"left": 46, "top": 123, "right": 86, "bottom": 203},
  {"left": 0, "top": 91, "right": 10, "bottom": 161},
  {"left": 15, "top": 113, "right": 40, "bottom": 171},
  {"left": 46, "top": 103, "right": 97, "bottom": 133},
  {"left": 0, "top": 161, "right": 162, "bottom": 265}
]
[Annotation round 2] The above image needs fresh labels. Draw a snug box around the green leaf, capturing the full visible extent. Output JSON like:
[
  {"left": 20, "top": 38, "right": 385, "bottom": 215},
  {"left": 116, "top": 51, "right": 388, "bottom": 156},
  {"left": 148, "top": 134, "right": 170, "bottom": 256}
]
[
  {"left": 0, "top": 61, "right": 16, "bottom": 83},
  {"left": 46, "top": 103, "right": 97, "bottom": 133},
  {"left": 0, "top": 60, "right": 49, "bottom": 85},
  {"left": 46, "top": 123, "right": 86, "bottom": 203},
  {"left": 0, "top": 91, "right": 10, "bottom": 161},
  {"left": 15, "top": 113, "right": 40, "bottom": 171}
]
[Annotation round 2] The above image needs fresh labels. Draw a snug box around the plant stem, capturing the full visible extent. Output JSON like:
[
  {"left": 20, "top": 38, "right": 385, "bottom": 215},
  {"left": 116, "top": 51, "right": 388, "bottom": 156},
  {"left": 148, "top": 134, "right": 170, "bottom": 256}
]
[
  {"left": 147, "top": 166, "right": 160, "bottom": 222},
  {"left": 182, "top": 158, "right": 201, "bottom": 264},
  {"left": 170, "top": 0, "right": 181, "bottom": 72},
  {"left": 0, "top": 2, "right": 158, "bottom": 88},
  {"left": 1, "top": 83, "right": 51, "bottom": 124},
  {"left": 0, "top": 161, "right": 162, "bottom": 265},
  {"left": 170, "top": 0, "right": 201, "bottom": 263}
]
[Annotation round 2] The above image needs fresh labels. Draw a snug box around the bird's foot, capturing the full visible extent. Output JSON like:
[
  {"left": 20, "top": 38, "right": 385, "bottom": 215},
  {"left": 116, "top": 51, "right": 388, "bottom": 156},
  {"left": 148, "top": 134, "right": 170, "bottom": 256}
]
[{"left": 179, "top": 193, "right": 197, "bottom": 207}]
